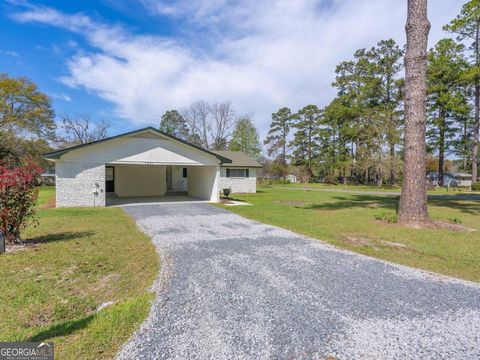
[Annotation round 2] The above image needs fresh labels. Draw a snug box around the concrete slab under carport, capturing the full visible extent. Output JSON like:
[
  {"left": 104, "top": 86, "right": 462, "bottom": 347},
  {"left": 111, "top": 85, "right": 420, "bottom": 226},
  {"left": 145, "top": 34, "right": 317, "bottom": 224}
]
[{"left": 106, "top": 195, "right": 209, "bottom": 207}]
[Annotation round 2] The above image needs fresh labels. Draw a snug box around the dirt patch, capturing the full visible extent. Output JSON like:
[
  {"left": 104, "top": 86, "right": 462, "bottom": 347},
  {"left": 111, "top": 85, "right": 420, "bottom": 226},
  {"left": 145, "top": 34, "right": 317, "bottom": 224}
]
[
  {"left": 398, "top": 219, "right": 477, "bottom": 232},
  {"left": 95, "top": 273, "right": 122, "bottom": 291},
  {"left": 344, "top": 236, "right": 380, "bottom": 250},
  {"left": 5, "top": 242, "right": 40, "bottom": 253},
  {"left": 379, "top": 240, "right": 406, "bottom": 248},
  {"left": 344, "top": 236, "right": 409, "bottom": 251}
]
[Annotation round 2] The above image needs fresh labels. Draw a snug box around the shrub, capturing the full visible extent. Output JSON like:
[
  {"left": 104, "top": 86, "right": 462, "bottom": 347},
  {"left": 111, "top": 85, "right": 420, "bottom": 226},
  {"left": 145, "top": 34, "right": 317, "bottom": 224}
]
[
  {"left": 0, "top": 161, "right": 41, "bottom": 244},
  {"left": 222, "top": 188, "right": 232, "bottom": 198},
  {"left": 374, "top": 212, "right": 398, "bottom": 224},
  {"left": 471, "top": 182, "right": 480, "bottom": 191},
  {"left": 448, "top": 217, "right": 462, "bottom": 225},
  {"left": 323, "top": 174, "right": 337, "bottom": 185}
]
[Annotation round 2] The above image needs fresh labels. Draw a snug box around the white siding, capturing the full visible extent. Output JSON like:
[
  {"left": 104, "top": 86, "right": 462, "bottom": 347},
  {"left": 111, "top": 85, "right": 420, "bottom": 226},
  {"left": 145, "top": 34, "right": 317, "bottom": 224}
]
[
  {"left": 188, "top": 165, "right": 220, "bottom": 202},
  {"left": 61, "top": 136, "right": 219, "bottom": 166},
  {"left": 114, "top": 164, "right": 167, "bottom": 197},
  {"left": 56, "top": 161, "right": 105, "bottom": 207},
  {"left": 170, "top": 166, "right": 187, "bottom": 191},
  {"left": 219, "top": 168, "right": 257, "bottom": 193}
]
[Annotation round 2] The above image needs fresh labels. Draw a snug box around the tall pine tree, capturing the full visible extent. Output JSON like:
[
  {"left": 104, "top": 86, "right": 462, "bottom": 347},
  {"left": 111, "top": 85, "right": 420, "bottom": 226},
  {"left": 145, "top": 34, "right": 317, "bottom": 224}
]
[
  {"left": 264, "top": 107, "right": 292, "bottom": 165},
  {"left": 427, "top": 38, "right": 470, "bottom": 185},
  {"left": 290, "top": 105, "right": 321, "bottom": 177},
  {"left": 444, "top": 0, "right": 480, "bottom": 184}
]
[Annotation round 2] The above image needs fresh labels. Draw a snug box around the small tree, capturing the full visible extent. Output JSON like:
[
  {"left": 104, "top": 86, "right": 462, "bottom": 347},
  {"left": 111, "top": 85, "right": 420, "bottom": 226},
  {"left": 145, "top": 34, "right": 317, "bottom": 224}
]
[
  {"left": 0, "top": 161, "right": 41, "bottom": 244},
  {"left": 229, "top": 115, "right": 262, "bottom": 160}
]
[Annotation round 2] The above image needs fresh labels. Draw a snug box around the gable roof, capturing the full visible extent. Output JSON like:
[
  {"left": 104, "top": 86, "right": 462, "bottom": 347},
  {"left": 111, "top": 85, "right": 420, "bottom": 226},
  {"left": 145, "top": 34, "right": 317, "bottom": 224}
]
[
  {"left": 43, "top": 127, "right": 232, "bottom": 164},
  {"left": 211, "top": 150, "right": 262, "bottom": 168}
]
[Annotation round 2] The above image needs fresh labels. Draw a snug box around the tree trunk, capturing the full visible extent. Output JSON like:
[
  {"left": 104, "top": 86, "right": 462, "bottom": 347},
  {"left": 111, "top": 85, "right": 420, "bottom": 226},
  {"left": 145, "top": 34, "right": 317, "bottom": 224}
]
[
  {"left": 473, "top": 82, "right": 479, "bottom": 184},
  {"left": 463, "top": 122, "right": 468, "bottom": 171},
  {"left": 389, "top": 143, "right": 395, "bottom": 185},
  {"left": 438, "top": 117, "right": 445, "bottom": 187},
  {"left": 399, "top": 0, "right": 430, "bottom": 222}
]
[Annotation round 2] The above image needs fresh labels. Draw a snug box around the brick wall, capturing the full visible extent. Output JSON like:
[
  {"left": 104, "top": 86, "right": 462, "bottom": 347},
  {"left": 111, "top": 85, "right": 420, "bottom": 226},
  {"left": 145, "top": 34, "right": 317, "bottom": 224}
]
[
  {"left": 56, "top": 161, "right": 105, "bottom": 207},
  {"left": 219, "top": 168, "right": 256, "bottom": 193}
]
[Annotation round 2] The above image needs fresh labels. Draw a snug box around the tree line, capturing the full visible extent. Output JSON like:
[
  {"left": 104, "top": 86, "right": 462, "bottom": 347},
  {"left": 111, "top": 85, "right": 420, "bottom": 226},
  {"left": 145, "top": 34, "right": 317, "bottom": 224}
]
[
  {"left": 264, "top": 0, "right": 480, "bottom": 186},
  {"left": 159, "top": 101, "right": 261, "bottom": 160}
]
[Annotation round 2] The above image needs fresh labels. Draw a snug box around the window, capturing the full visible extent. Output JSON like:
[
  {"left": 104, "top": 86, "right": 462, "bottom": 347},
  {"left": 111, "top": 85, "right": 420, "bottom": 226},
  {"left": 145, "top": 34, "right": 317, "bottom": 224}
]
[
  {"left": 226, "top": 168, "right": 249, "bottom": 178},
  {"left": 105, "top": 167, "right": 114, "bottom": 181},
  {"left": 183, "top": 168, "right": 188, "bottom": 178}
]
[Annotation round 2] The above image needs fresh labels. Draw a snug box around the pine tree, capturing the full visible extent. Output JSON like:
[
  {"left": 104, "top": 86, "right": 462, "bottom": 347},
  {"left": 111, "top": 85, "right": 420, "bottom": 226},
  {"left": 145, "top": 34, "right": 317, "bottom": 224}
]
[
  {"left": 264, "top": 107, "right": 292, "bottom": 165},
  {"left": 229, "top": 116, "right": 262, "bottom": 160},
  {"left": 426, "top": 38, "right": 470, "bottom": 185},
  {"left": 367, "top": 39, "right": 404, "bottom": 184},
  {"left": 444, "top": 0, "right": 480, "bottom": 183},
  {"left": 399, "top": 0, "right": 431, "bottom": 222},
  {"left": 160, "top": 110, "right": 189, "bottom": 140},
  {"left": 290, "top": 105, "right": 321, "bottom": 177}
]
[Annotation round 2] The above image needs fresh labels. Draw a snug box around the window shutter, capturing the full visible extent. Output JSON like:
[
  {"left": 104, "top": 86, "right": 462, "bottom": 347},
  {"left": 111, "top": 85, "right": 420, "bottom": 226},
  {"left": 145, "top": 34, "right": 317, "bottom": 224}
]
[
  {"left": 226, "top": 169, "right": 230, "bottom": 178},
  {"left": 246, "top": 169, "right": 249, "bottom": 177}
]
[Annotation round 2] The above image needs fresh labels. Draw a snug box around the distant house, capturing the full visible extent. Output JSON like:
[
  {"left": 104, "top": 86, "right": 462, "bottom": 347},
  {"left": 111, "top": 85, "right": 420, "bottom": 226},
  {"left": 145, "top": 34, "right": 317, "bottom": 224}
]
[
  {"left": 286, "top": 174, "right": 299, "bottom": 183},
  {"left": 427, "top": 172, "right": 472, "bottom": 187}
]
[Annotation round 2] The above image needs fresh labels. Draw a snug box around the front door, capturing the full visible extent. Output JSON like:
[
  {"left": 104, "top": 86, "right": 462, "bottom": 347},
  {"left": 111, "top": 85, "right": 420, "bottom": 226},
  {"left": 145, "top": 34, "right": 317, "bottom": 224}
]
[{"left": 105, "top": 166, "right": 114, "bottom": 193}]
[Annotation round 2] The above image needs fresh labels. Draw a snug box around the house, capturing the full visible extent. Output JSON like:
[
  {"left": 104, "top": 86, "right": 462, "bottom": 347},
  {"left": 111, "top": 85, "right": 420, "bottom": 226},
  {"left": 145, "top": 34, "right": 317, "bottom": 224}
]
[
  {"left": 43, "top": 127, "right": 261, "bottom": 207},
  {"left": 212, "top": 150, "right": 262, "bottom": 193},
  {"left": 286, "top": 174, "right": 299, "bottom": 183},
  {"left": 426, "top": 171, "right": 472, "bottom": 187}
]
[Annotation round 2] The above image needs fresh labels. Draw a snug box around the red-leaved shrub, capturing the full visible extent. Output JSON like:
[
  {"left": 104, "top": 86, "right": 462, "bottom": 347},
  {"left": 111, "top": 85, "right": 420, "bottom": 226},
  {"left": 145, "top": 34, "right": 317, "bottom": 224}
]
[{"left": 0, "top": 161, "right": 42, "bottom": 243}]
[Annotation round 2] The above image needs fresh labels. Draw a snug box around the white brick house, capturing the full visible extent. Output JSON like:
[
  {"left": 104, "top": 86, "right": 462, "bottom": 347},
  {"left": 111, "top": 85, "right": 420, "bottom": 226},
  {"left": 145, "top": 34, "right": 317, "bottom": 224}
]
[
  {"left": 212, "top": 151, "right": 262, "bottom": 194},
  {"left": 44, "top": 127, "right": 261, "bottom": 207}
]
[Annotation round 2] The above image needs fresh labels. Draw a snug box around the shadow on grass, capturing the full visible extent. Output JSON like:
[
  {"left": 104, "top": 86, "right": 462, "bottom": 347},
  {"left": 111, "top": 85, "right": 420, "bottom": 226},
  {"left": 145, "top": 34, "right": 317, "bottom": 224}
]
[
  {"left": 296, "top": 193, "right": 480, "bottom": 216},
  {"left": 28, "top": 315, "right": 95, "bottom": 342},
  {"left": 428, "top": 199, "right": 480, "bottom": 215},
  {"left": 27, "top": 231, "right": 95, "bottom": 244},
  {"left": 296, "top": 195, "right": 399, "bottom": 211}
]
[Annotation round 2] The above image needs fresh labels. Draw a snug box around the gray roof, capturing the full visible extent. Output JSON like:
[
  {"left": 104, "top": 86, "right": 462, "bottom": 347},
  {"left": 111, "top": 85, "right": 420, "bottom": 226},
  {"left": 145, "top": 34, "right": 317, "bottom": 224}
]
[{"left": 211, "top": 151, "right": 262, "bottom": 168}]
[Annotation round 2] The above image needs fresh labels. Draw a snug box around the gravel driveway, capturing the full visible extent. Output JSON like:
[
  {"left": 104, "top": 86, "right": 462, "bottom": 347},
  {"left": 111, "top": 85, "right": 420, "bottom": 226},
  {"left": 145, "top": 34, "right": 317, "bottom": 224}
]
[{"left": 117, "top": 203, "right": 480, "bottom": 360}]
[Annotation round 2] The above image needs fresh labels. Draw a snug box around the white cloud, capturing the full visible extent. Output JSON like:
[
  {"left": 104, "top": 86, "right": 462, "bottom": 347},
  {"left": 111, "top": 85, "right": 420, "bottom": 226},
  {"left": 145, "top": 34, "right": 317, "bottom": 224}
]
[
  {"left": 0, "top": 50, "right": 19, "bottom": 57},
  {"left": 50, "top": 92, "right": 72, "bottom": 102},
  {"left": 12, "top": 0, "right": 465, "bottom": 136}
]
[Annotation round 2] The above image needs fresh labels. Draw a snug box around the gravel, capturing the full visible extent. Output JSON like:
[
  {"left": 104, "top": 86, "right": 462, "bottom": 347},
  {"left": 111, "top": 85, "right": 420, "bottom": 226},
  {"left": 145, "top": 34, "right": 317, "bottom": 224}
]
[{"left": 117, "top": 203, "right": 480, "bottom": 360}]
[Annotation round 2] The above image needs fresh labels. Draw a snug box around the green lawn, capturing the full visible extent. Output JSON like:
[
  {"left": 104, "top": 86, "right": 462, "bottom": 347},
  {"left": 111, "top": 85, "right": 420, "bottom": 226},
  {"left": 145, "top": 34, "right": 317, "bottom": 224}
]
[
  {"left": 222, "top": 187, "right": 480, "bottom": 283},
  {"left": 264, "top": 182, "right": 474, "bottom": 195},
  {"left": 37, "top": 185, "right": 56, "bottom": 206},
  {"left": 0, "top": 188, "right": 158, "bottom": 359}
]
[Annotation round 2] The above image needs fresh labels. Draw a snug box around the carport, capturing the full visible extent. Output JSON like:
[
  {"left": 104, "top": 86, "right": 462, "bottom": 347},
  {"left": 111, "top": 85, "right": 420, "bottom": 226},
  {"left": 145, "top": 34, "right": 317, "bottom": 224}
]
[{"left": 104, "top": 163, "right": 220, "bottom": 206}]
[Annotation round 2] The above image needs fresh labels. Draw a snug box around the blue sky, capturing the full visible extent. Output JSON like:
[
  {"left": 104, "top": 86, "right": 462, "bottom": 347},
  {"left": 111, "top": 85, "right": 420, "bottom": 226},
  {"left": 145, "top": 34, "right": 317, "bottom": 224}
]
[{"left": 1, "top": 0, "right": 466, "bottom": 137}]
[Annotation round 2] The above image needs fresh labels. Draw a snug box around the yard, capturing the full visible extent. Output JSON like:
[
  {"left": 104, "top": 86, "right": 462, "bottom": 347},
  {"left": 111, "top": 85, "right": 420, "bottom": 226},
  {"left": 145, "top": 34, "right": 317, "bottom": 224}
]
[
  {"left": 0, "top": 187, "right": 159, "bottom": 359},
  {"left": 261, "top": 181, "right": 477, "bottom": 195},
  {"left": 223, "top": 187, "right": 480, "bottom": 283}
]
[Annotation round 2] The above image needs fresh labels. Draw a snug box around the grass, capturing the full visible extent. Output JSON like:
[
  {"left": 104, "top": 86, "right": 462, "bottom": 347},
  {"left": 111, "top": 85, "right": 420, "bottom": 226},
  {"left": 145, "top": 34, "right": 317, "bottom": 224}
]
[
  {"left": 0, "top": 187, "right": 158, "bottom": 359},
  {"left": 221, "top": 187, "right": 480, "bottom": 283},
  {"left": 37, "top": 185, "right": 56, "bottom": 206},
  {"left": 264, "top": 182, "right": 474, "bottom": 195}
]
